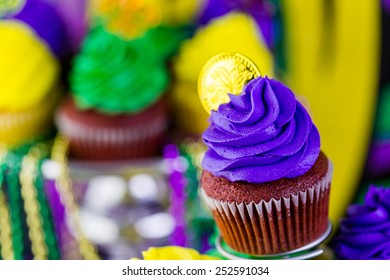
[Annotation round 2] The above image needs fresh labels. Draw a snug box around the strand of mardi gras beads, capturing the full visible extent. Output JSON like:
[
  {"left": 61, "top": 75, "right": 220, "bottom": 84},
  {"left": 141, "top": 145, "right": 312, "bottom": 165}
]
[
  {"left": 0, "top": 188, "right": 14, "bottom": 259},
  {"left": 181, "top": 140, "right": 215, "bottom": 252},
  {"left": 20, "top": 144, "right": 50, "bottom": 259},
  {"left": 20, "top": 143, "right": 61, "bottom": 259},
  {"left": 4, "top": 143, "right": 53, "bottom": 260},
  {"left": 51, "top": 135, "right": 100, "bottom": 260},
  {"left": 0, "top": 147, "right": 14, "bottom": 260},
  {"left": 5, "top": 151, "right": 25, "bottom": 259},
  {"left": 35, "top": 157, "right": 60, "bottom": 259}
]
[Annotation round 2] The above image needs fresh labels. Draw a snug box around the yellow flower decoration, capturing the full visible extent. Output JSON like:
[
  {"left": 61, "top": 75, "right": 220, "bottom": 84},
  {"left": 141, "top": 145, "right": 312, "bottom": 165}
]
[
  {"left": 132, "top": 246, "right": 220, "bottom": 260},
  {"left": 92, "top": 0, "right": 161, "bottom": 39},
  {"left": 91, "top": 0, "right": 202, "bottom": 39}
]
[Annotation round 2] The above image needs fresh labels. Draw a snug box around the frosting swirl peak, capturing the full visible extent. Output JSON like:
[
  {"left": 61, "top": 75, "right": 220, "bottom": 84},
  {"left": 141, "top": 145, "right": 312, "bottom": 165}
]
[
  {"left": 202, "top": 76, "right": 320, "bottom": 183},
  {"left": 70, "top": 25, "right": 169, "bottom": 114}
]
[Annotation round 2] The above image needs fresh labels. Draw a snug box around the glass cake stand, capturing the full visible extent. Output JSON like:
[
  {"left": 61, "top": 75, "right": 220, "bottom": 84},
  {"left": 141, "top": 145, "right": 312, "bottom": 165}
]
[{"left": 215, "top": 221, "right": 333, "bottom": 260}]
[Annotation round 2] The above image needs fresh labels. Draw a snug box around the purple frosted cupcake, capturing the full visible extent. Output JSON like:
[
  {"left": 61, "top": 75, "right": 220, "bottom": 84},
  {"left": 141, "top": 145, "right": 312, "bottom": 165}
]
[
  {"left": 6, "top": 0, "right": 69, "bottom": 59},
  {"left": 42, "top": 0, "right": 88, "bottom": 53},
  {"left": 200, "top": 76, "right": 333, "bottom": 255},
  {"left": 332, "top": 186, "right": 390, "bottom": 260}
]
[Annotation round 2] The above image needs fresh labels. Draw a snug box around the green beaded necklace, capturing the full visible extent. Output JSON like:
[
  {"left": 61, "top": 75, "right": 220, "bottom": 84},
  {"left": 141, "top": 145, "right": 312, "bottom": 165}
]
[
  {"left": 0, "top": 149, "right": 14, "bottom": 260},
  {"left": 0, "top": 143, "right": 61, "bottom": 259}
]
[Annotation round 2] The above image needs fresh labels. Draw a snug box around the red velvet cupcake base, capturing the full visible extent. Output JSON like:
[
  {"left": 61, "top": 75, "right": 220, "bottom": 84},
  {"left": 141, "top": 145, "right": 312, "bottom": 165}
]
[
  {"left": 201, "top": 161, "right": 332, "bottom": 255},
  {"left": 56, "top": 96, "right": 168, "bottom": 161}
]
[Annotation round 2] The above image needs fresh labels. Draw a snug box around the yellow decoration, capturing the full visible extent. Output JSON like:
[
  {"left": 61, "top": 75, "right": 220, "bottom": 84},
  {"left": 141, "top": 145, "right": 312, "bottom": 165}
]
[
  {"left": 0, "top": 147, "right": 14, "bottom": 260},
  {"left": 0, "top": 0, "right": 25, "bottom": 17},
  {"left": 51, "top": 135, "right": 100, "bottom": 260},
  {"left": 157, "top": 0, "right": 203, "bottom": 25},
  {"left": 0, "top": 86, "right": 60, "bottom": 148},
  {"left": 132, "top": 246, "right": 220, "bottom": 260},
  {"left": 281, "top": 1, "right": 379, "bottom": 227},
  {"left": 91, "top": 0, "right": 202, "bottom": 39},
  {"left": 20, "top": 145, "right": 49, "bottom": 260},
  {"left": 0, "top": 21, "right": 59, "bottom": 112},
  {"left": 171, "top": 12, "right": 274, "bottom": 135},
  {"left": 92, "top": 0, "right": 161, "bottom": 39},
  {"left": 198, "top": 53, "right": 261, "bottom": 113}
]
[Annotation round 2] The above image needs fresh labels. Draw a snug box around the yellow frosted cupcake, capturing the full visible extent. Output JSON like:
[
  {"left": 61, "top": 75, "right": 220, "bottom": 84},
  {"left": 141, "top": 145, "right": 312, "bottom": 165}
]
[
  {"left": 0, "top": 21, "right": 59, "bottom": 112},
  {"left": 0, "top": 87, "right": 61, "bottom": 148},
  {"left": 0, "top": 20, "right": 61, "bottom": 147}
]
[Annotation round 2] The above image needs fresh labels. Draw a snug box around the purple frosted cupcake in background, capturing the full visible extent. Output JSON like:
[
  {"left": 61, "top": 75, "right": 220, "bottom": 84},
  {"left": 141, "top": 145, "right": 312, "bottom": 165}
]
[
  {"left": 332, "top": 186, "right": 390, "bottom": 259},
  {"left": 42, "top": 0, "right": 89, "bottom": 53},
  {"left": 6, "top": 0, "right": 69, "bottom": 59}
]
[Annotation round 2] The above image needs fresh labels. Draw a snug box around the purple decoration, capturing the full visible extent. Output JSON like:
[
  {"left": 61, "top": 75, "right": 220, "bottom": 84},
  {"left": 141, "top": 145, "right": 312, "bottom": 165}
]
[
  {"left": 367, "top": 140, "right": 390, "bottom": 177},
  {"left": 8, "top": 0, "right": 68, "bottom": 59},
  {"left": 164, "top": 144, "right": 188, "bottom": 247},
  {"left": 45, "top": 178, "right": 67, "bottom": 259},
  {"left": 199, "top": 0, "right": 232, "bottom": 23},
  {"left": 384, "top": 0, "right": 390, "bottom": 13},
  {"left": 333, "top": 186, "right": 390, "bottom": 260},
  {"left": 42, "top": 0, "right": 88, "bottom": 53},
  {"left": 198, "top": 0, "right": 274, "bottom": 48},
  {"left": 202, "top": 76, "right": 321, "bottom": 183}
]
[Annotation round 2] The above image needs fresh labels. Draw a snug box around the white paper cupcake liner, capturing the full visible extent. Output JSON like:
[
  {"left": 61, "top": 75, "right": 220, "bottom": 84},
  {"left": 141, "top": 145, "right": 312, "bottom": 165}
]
[
  {"left": 201, "top": 160, "right": 333, "bottom": 255},
  {"left": 0, "top": 89, "right": 60, "bottom": 147}
]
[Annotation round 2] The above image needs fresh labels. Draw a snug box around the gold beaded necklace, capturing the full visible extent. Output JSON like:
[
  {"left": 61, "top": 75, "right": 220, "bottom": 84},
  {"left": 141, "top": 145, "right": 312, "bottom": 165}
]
[
  {"left": 0, "top": 146, "right": 14, "bottom": 260},
  {"left": 19, "top": 144, "right": 49, "bottom": 259},
  {"left": 51, "top": 135, "right": 100, "bottom": 260}
]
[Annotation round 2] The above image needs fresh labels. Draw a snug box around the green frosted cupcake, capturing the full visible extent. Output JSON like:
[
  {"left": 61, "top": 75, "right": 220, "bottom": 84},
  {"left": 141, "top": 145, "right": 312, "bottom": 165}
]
[{"left": 56, "top": 25, "right": 188, "bottom": 160}]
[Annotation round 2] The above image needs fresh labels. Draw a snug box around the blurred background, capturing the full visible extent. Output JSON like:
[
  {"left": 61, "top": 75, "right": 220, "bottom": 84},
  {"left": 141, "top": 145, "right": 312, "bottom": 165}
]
[{"left": 0, "top": 0, "right": 389, "bottom": 260}]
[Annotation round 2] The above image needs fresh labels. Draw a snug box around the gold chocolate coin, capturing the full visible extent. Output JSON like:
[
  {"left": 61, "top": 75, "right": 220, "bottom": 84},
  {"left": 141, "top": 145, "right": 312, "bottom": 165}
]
[{"left": 198, "top": 53, "right": 261, "bottom": 114}]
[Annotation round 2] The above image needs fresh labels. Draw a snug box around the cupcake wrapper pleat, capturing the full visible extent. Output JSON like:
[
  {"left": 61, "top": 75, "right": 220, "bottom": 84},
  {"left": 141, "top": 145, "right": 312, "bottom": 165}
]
[
  {"left": 201, "top": 161, "right": 333, "bottom": 255},
  {"left": 0, "top": 89, "right": 60, "bottom": 147}
]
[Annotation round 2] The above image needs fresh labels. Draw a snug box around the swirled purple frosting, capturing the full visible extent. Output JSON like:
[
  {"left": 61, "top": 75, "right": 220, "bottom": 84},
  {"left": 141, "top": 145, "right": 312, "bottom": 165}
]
[
  {"left": 333, "top": 186, "right": 390, "bottom": 260},
  {"left": 202, "top": 76, "right": 320, "bottom": 183},
  {"left": 8, "top": 0, "right": 68, "bottom": 59}
]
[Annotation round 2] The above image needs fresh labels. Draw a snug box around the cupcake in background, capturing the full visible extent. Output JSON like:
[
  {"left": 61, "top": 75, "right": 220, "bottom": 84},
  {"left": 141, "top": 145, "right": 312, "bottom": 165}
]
[
  {"left": 0, "top": 0, "right": 67, "bottom": 148},
  {"left": 57, "top": 93, "right": 168, "bottom": 161},
  {"left": 5, "top": 0, "right": 69, "bottom": 59},
  {"left": 170, "top": 12, "right": 274, "bottom": 136},
  {"left": 332, "top": 186, "right": 390, "bottom": 260},
  {"left": 200, "top": 72, "right": 332, "bottom": 255},
  {"left": 56, "top": 20, "right": 190, "bottom": 161},
  {"left": 55, "top": 0, "right": 196, "bottom": 161}
]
